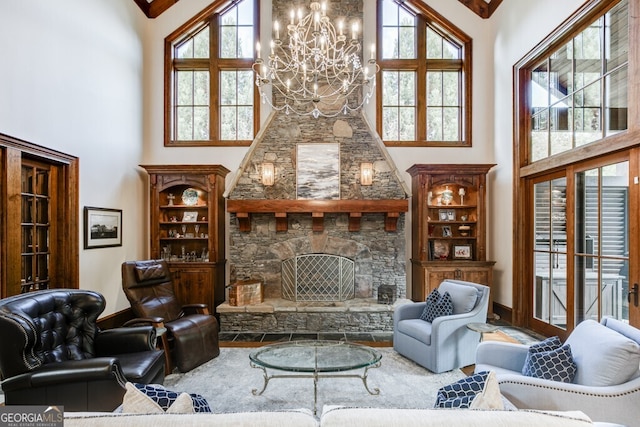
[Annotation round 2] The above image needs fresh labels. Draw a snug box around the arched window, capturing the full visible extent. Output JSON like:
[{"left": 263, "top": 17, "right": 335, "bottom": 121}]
[
  {"left": 377, "top": 0, "right": 472, "bottom": 147},
  {"left": 165, "top": 0, "right": 259, "bottom": 146}
]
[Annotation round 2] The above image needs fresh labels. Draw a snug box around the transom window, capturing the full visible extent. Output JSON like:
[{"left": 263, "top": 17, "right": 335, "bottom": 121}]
[
  {"left": 165, "top": 0, "right": 258, "bottom": 146},
  {"left": 377, "top": 0, "right": 471, "bottom": 147},
  {"left": 530, "top": 0, "right": 628, "bottom": 162}
]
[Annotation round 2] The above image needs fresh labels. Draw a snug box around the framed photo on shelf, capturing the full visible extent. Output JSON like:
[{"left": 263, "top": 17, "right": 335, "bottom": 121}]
[
  {"left": 442, "top": 226, "right": 452, "bottom": 237},
  {"left": 453, "top": 244, "right": 473, "bottom": 259},
  {"left": 438, "top": 209, "right": 448, "bottom": 221},
  {"left": 182, "top": 211, "right": 198, "bottom": 222},
  {"left": 84, "top": 207, "right": 122, "bottom": 249},
  {"left": 431, "top": 240, "right": 450, "bottom": 260}
]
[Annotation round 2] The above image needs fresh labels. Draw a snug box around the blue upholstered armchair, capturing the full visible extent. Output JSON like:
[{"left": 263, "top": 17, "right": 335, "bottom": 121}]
[
  {"left": 393, "top": 280, "right": 490, "bottom": 373},
  {"left": 474, "top": 317, "right": 640, "bottom": 426}
]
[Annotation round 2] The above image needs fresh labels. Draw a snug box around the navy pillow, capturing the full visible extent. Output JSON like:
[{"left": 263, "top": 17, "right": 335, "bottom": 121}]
[
  {"left": 420, "top": 289, "right": 453, "bottom": 322},
  {"left": 134, "top": 383, "right": 212, "bottom": 413},
  {"left": 522, "top": 343, "right": 577, "bottom": 383},
  {"left": 521, "top": 335, "right": 562, "bottom": 375},
  {"left": 434, "top": 371, "right": 490, "bottom": 408}
]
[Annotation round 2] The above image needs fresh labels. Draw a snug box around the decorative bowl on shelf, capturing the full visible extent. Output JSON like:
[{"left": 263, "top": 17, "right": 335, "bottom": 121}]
[
  {"left": 458, "top": 225, "right": 471, "bottom": 236},
  {"left": 181, "top": 188, "right": 199, "bottom": 206}
]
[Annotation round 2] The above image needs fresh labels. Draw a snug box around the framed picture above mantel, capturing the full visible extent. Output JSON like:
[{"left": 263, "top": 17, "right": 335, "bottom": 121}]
[{"left": 296, "top": 143, "right": 340, "bottom": 200}]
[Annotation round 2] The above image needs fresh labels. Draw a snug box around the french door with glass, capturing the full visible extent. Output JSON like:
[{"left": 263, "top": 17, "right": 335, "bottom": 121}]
[{"left": 529, "top": 150, "right": 639, "bottom": 336}]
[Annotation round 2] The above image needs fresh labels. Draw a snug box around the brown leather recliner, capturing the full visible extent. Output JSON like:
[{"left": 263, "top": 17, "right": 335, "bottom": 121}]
[
  {"left": 122, "top": 260, "right": 220, "bottom": 373},
  {"left": 0, "top": 289, "right": 165, "bottom": 411}
]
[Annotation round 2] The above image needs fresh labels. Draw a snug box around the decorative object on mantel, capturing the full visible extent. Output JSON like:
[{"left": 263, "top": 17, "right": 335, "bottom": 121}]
[{"left": 253, "top": 1, "right": 379, "bottom": 118}]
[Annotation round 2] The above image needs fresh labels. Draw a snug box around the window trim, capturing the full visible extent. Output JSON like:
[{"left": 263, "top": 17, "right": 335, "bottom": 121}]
[
  {"left": 376, "top": 0, "right": 472, "bottom": 147},
  {"left": 164, "top": 0, "right": 260, "bottom": 147}
]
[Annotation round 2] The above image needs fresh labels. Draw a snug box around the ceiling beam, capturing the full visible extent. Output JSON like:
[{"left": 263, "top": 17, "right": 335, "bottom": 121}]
[
  {"left": 458, "top": 0, "right": 503, "bottom": 19},
  {"left": 133, "top": 0, "right": 180, "bottom": 19}
]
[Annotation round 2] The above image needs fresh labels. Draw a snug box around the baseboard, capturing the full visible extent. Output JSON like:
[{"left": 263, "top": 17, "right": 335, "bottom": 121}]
[{"left": 493, "top": 302, "right": 512, "bottom": 323}]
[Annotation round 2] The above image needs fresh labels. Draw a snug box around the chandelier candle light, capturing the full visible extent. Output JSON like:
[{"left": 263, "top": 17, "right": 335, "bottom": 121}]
[{"left": 253, "top": 1, "right": 379, "bottom": 118}]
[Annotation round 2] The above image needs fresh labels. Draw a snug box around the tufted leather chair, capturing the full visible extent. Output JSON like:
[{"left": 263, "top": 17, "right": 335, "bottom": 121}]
[
  {"left": 0, "top": 289, "right": 165, "bottom": 411},
  {"left": 121, "top": 260, "right": 220, "bottom": 373}
]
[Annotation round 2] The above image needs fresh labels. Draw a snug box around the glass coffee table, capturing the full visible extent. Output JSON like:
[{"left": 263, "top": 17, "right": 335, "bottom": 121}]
[{"left": 249, "top": 340, "right": 382, "bottom": 414}]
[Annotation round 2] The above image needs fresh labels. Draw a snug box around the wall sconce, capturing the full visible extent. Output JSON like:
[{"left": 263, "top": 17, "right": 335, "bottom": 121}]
[
  {"left": 262, "top": 163, "right": 275, "bottom": 186},
  {"left": 361, "top": 162, "right": 373, "bottom": 186}
]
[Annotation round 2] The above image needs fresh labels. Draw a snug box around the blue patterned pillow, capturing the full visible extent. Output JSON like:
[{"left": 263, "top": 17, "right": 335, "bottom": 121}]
[
  {"left": 134, "top": 383, "right": 212, "bottom": 413},
  {"left": 522, "top": 343, "right": 577, "bottom": 383},
  {"left": 420, "top": 289, "right": 453, "bottom": 322},
  {"left": 521, "top": 335, "right": 562, "bottom": 375},
  {"left": 434, "top": 371, "right": 490, "bottom": 408}
]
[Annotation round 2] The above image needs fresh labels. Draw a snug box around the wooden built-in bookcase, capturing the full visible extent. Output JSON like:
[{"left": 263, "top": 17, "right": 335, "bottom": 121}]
[
  {"left": 141, "top": 165, "right": 229, "bottom": 314},
  {"left": 408, "top": 164, "right": 496, "bottom": 316}
]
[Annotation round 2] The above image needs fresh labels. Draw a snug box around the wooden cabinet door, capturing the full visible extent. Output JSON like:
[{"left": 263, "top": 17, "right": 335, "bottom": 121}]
[
  {"left": 461, "top": 269, "right": 491, "bottom": 286},
  {"left": 169, "top": 264, "right": 214, "bottom": 310},
  {"left": 424, "top": 268, "right": 456, "bottom": 295}
]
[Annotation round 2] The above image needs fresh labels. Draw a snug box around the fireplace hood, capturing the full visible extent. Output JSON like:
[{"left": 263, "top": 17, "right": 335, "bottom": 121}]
[{"left": 225, "top": 111, "right": 409, "bottom": 228}]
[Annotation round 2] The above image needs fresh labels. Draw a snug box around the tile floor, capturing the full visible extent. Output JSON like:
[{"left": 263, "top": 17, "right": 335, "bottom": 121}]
[
  {"left": 219, "top": 331, "right": 394, "bottom": 345},
  {"left": 218, "top": 320, "right": 543, "bottom": 346}
]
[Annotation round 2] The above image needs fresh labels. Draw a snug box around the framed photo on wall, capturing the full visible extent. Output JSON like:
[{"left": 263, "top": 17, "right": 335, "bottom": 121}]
[{"left": 84, "top": 207, "right": 122, "bottom": 249}]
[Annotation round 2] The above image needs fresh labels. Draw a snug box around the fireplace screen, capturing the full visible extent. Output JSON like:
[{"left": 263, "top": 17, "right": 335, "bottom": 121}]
[{"left": 282, "top": 254, "right": 355, "bottom": 302}]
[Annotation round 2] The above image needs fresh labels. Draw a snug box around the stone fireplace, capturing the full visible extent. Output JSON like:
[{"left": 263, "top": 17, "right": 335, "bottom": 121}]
[
  {"left": 217, "top": 0, "right": 409, "bottom": 334},
  {"left": 218, "top": 111, "right": 409, "bottom": 333}
]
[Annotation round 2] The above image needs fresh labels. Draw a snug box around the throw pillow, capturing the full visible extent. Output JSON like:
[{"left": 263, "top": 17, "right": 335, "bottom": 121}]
[
  {"left": 419, "top": 289, "right": 440, "bottom": 321},
  {"left": 521, "top": 335, "right": 563, "bottom": 376},
  {"left": 434, "top": 371, "right": 504, "bottom": 410},
  {"left": 122, "top": 382, "right": 212, "bottom": 414},
  {"left": 419, "top": 289, "right": 453, "bottom": 323},
  {"left": 522, "top": 343, "right": 577, "bottom": 383},
  {"left": 566, "top": 318, "right": 640, "bottom": 386},
  {"left": 469, "top": 371, "right": 503, "bottom": 410},
  {"left": 438, "top": 281, "right": 480, "bottom": 314}
]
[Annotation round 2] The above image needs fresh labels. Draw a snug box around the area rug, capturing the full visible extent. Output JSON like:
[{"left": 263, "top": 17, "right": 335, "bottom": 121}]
[{"left": 163, "top": 347, "right": 466, "bottom": 414}]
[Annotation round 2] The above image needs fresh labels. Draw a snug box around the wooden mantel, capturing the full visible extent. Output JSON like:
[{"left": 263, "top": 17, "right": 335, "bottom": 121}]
[{"left": 227, "top": 199, "right": 409, "bottom": 232}]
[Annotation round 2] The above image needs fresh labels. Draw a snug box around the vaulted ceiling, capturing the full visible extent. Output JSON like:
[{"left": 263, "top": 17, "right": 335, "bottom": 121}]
[{"left": 133, "top": 0, "right": 503, "bottom": 19}]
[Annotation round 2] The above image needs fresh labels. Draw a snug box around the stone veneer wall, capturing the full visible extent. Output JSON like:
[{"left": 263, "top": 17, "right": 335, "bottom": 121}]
[
  {"left": 227, "top": 109, "right": 408, "bottom": 300},
  {"left": 224, "top": 0, "right": 409, "bottom": 330}
]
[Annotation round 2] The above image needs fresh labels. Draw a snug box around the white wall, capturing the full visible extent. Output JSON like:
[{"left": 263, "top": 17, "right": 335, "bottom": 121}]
[
  {"left": 0, "top": 0, "right": 147, "bottom": 314},
  {"left": 489, "top": 0, "right": 585, "bottom": 309}
]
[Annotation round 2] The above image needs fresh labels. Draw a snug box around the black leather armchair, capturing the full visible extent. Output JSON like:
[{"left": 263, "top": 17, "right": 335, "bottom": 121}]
[
  {"left": 0, "top": 289, "right": 165, "bottom": 411},
  {"left": 122, "top": 260, "right": 220, "bottom": 373}
]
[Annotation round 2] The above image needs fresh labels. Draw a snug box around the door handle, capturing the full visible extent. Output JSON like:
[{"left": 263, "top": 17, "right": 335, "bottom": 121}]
[{"left": 628, "top": 283, "right": 639, "bottom": 307}]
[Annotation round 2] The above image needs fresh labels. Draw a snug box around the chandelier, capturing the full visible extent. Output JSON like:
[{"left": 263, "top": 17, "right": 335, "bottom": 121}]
[{"left": 253, "top": 1, "right": 379, "bottom": 118}]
